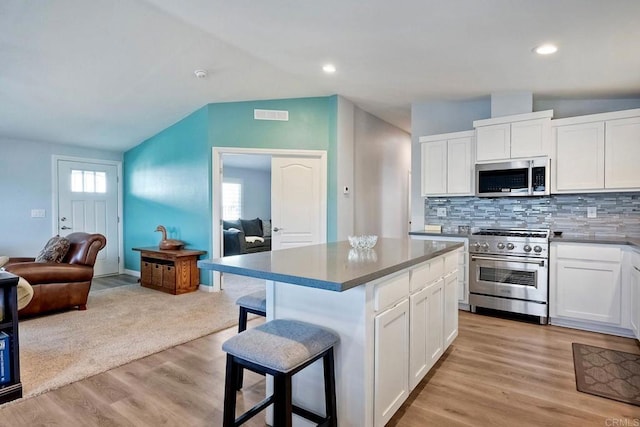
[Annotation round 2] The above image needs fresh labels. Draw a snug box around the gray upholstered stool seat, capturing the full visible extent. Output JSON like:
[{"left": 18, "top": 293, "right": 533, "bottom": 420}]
[
  {"left": 235, "top": 290, "right": 266, "bottom": 313},
  {"left": 222, "top": 319, "right": 339, "bottom": 426},
  {"left": 223, "top": 319, "right": 339, "bottom": 373}
]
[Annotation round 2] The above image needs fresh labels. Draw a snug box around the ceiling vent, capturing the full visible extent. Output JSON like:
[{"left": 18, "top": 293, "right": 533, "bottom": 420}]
[{"left": 254, "top": 109, "right": 289, "bottom": 121}]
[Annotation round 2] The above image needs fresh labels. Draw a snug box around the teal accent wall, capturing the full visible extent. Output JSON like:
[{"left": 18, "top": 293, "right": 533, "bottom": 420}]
[
  {"left": 208, "top": 96, "right": 338, "bottom": 242},
  {"left": 124, "top": 106, "right": 210, "bottom": 282},
  {"left": 124, "top": 96, "right": 338, "bottom": 286}
]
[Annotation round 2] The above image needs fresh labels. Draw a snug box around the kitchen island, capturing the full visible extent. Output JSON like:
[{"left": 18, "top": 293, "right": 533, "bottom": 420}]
[{"left": 199, "top": 238, "right": 463, "bottom": 426}]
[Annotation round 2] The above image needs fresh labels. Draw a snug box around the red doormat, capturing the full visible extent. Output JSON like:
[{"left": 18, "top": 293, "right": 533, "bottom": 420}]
[{"left": 572, "top": 343, "right": 640, "bottom": 407}]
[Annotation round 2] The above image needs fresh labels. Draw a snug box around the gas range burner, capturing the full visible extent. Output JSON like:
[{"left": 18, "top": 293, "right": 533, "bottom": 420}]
[{"left": 469, "top": 228, "right": 550, "bottom": 257}]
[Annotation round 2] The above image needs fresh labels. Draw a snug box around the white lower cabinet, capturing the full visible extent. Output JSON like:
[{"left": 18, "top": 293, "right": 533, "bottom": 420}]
[
  {"left": 410, "top": 234, "right": 469, "bottom": 307},
  {"left": 409, "top": 279, "right": 443, "bottom": 390},
  {"left": 550, "top": 242, "right": 629, "bottom": 335},
  {"left": 374, "top": 249, "right": 460, "bottom": 427},
  {"left": 374, "top": 298, "right": 410, "bottom": 427},
  {"left": 443, "top": 271, "right": 459, "bottom": 348},
  {"left": 631, "top": 251, "right": 640, "bottom": 341}
]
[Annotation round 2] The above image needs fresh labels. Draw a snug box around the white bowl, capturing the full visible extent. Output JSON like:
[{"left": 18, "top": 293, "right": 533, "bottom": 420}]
[{"left": 348, "top": 235, "right": 378, "bottom": 250}]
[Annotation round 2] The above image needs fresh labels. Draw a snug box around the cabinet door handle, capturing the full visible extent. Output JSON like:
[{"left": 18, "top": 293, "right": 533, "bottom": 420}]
[{"left": 635, "top": 266, "right": 640, "bottom": 272}]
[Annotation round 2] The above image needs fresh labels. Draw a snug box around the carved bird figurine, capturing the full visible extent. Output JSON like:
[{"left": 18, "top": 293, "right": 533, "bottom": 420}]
[{"left": 155, "top": 225, "right": 185, "bottom": 250}]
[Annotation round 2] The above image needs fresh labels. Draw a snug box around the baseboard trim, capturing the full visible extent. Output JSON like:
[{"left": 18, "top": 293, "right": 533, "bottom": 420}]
[
  {"left": 550, "top": 317, "right": 635, "bottom": 338},
  {"left": 124, "top": 269, "right": 140, "bottom": 278},
  {"left": 199, "top": 284, "right": 217, "bottom": 293}
]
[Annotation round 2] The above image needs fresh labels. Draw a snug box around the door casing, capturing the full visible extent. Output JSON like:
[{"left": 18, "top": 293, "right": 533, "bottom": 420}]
[
  {"left": 52, "top": 155, "right": 123, "bottom": 275},
  {"left": 211, "top": 147, "right": 327, "bottom": 291}
]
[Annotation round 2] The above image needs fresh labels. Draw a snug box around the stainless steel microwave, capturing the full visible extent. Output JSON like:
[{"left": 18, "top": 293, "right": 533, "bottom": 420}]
[{"left": 475, "top": 158, "right": 550, "bottom": 197}]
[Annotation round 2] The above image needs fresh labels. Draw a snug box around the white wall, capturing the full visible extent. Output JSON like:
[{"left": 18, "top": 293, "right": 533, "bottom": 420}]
[
  {"left": 410, "top": 98, "right": 491, "bottom": 231},
  {"left": 0, "top": 137, "right": 122, "bottom": 255},
  {"left": 336, "top": 96, "right": 355, "bottom": 241},
  {"left": 223, "top": 166, "right": 271, "bottom": 220},
  {"left": 353, "top": 107, "right": 411, "bottom": 238}
]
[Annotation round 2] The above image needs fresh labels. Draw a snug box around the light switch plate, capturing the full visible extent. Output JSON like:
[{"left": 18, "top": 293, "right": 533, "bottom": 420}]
[
  {"left": 31, "top": 209, "right": 46, "bottom": 218},
  {"left": 587, "top": 206, "right": 597, "bottom": 218}
]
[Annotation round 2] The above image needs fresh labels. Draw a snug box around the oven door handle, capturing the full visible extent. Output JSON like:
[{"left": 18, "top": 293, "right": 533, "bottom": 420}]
[{"left": 471, "top": 255, "right": 546, "bottom": 266}]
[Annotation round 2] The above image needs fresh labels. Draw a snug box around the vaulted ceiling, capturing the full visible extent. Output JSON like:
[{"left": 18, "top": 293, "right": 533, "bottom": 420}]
[{"left": 1, "top": 0, "right": 639, "bottom": 151}]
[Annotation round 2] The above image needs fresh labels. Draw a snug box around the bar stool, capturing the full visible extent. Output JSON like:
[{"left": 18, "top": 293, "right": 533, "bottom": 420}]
[
  {"left": 236, "top": 290, "right": 267, "bottom": 333},
  {"left": 235, "top": 290, "right": 267, "bottom": 389},
  {"left": 222, "top": 319, "right": 339, "bottom": 427}
]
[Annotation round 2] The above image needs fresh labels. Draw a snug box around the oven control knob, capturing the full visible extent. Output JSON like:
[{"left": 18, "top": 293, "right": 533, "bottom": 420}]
[
  {"left": 523, "top": 244, "right": 532, "bottom": 252},
  {"left": 497, "top": 242, "right": 505, "bottom": 249},
  {"left": 533, "top": 245, "right": 543, "bottom": 253},
  {"left": 481, "top": 242, "right": 489, "bottom": 250},
  {"left": 506, "top": 243, "right": 515, "bottom": 250},
  {"left": 472, "top": 242, "right": 481, "bottom": 250}
]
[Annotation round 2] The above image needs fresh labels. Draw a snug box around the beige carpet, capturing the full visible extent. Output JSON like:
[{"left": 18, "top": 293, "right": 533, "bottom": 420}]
[{"left": 18, "top": 274, "right": 264, "bottom": 398}]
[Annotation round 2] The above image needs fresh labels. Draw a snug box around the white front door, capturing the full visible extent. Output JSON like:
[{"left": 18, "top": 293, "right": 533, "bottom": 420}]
[
  {"left": 57, "top": 159, "right": 119, "bottom": 276},
  {"left": 271, "top": 156, "right": 325, "bottom": 250}
]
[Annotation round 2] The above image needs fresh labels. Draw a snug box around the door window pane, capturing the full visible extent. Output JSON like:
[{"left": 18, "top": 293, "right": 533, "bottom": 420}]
[{"left": 71, "top": 169, "right": 107, "bottom": 193}]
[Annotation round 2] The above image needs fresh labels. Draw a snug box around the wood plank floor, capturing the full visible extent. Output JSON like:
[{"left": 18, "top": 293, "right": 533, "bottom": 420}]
[
  {"left": 1, "top": 310, "right": 638, "bottom": 426},
  {"left": 91, "top": 274, "right": 139, "bottom": 292}
]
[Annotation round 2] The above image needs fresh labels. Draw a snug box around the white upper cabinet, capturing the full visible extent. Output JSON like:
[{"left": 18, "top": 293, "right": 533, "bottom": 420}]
[
  {"left": 605, "top": 116, "right": 640, "bottom": 189},
  {"left": 553, "top": 121, "right": 605, "bottom": 192},
  {"left": 421, "top": 139, "right": 447, "bottom": 195},
  {"left": 511, "top": 118, "right": 552, "bottom": 158},
  {"left": 420, "top": 130, "right": 474, "bottom": 197},
  {"left": 475, "top": 124, "right": 510, "bottom": 161},
  {"left": 552, "top": 109, "right": 640, "bottom": 194},
  {"left": 474, "top": 110, "right": 553, "bottom": 162}
]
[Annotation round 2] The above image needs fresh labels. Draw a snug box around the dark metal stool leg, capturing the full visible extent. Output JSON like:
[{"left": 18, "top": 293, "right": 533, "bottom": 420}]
[
  {"left": 223, "top": 354, "right": 239, "bottom": 427},
  {"left": 323, "top": 349, "right": 338, "bottom": 427},
  {"left": 273, "top": 373, "right": 293, "bottom": 427},
  {"left": 236, "top": 307, "right": 248, "bottom": 390},
  {"left": 238, "top": 307, "right": 249, "bottom": 333}
]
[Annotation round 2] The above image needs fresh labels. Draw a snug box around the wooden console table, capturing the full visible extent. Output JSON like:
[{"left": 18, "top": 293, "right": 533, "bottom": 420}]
[{"left": 132, "top": 247, "right": 206, "bottom": 295}]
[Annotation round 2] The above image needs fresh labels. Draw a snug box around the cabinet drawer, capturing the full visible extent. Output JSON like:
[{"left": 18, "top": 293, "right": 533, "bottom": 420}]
[
  {"left": 444, "top": 251, "right": 459, "bottom": 274},
  {"left": 375, "top": 271, "right": 410, "bottom": 312},
  {"left": 410, "top": 259, "right": 443, "bottom": 293},
  {"left": 556, "top": 244, "right": 621, "bottom": 262}
]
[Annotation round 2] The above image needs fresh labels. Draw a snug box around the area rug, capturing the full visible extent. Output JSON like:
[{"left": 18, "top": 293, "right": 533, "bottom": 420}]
[
  {"left": 572, "top": 343, "right": 640, "bottom": 406},
  {"left": 18, "top": 275, "right": 264, "bottom": 398}
]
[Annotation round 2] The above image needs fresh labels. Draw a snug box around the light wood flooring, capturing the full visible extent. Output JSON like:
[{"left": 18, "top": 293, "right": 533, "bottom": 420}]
[
  {"left": 91, "top": 274, "right": 139, "bottom": 292},
  {"left": 1, "top": 307, "right": 639, "bottom": 425}
]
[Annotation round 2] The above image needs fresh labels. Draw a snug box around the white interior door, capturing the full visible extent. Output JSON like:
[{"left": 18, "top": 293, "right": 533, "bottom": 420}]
[
  {"left": 271, "top": 156, "right": 325, "bottom": 250},
  {"left": 57, "top": 159, "right": 119, "bottom": 276}
]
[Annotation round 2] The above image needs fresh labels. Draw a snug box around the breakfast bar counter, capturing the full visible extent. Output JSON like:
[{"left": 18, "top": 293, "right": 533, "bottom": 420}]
[{"left": 199, "top": 238, "right": 463, "bottom": 426}]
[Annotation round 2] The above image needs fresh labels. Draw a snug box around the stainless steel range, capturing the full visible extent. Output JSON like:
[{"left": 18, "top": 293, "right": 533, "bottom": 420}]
[{"left": 469, "top": 228, "right": 549, "bottom": 324}]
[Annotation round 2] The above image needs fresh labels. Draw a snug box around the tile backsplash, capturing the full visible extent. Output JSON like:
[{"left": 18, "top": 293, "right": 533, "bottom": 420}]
[{"left": 424, "top": 192, "right": 640, "bottom": 237}]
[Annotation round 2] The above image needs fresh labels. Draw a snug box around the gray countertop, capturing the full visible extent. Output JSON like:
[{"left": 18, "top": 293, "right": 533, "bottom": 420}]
[
  {"left": 409, "top": 230, "right": 640, "bottom": 250},
  {"left": 409, "top": 230, "right": 470, "bottom": 238},
  {"left": 198, "top": 238, "right": 463, "bottom": 292}
]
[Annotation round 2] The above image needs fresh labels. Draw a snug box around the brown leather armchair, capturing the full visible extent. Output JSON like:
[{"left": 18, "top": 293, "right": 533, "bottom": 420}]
[{"left": 4, "top": 232, "right": 107, "bottom": 316}]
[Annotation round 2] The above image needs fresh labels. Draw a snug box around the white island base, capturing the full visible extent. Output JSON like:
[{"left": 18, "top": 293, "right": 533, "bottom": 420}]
[{"left": 264, "top": 249, "right": 460, "bottom": 426}]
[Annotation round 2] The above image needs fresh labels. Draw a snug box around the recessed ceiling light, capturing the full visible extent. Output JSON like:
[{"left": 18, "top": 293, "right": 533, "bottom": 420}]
[
  {"left": 322, "top": 64, "right": 336, "bottom": 74},
  {"left": 533, "top": 44, "right": 558, "bottom": 55}
]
